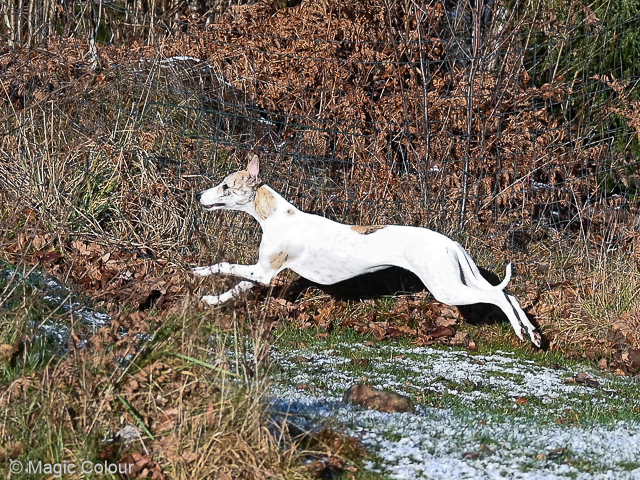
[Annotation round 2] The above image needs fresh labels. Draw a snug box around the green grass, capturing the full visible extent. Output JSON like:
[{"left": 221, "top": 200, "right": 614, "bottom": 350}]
[
  {"left": 3, "top": 239, "right": 640, "bottom": 479},
  {"left": 263, "top": 324, "right": 640, "bottom": 477},
  {"left": 268, "top": 324, "right": 640, "bottom": 426}
]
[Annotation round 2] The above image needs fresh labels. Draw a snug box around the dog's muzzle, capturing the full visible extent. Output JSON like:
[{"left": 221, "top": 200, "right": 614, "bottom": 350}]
[{"left": 202, "top": 202, "right": 225, "bottom": 210}]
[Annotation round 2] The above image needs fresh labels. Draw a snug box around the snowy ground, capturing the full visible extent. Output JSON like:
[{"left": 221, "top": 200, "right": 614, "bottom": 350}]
[
  {"left": 267, "top": 342, "right": 640, "bottom": 479},
  {"left": 1, "top": 268, "right": 110, "bottom": 350}
]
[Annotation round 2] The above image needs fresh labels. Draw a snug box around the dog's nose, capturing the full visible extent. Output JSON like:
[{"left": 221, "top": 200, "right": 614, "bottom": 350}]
[{"left": 195, "top": 191, "right": 203, "bottom": 202}]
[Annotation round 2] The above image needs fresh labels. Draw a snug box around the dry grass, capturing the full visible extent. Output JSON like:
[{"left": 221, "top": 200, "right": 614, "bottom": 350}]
[{"left": 0, "top": 242, "right": 317, "bottom": 479}]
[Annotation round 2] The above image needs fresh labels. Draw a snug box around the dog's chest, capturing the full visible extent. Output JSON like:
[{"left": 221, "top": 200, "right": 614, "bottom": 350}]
[{"left": 259, "top": 219, "right": 397, "bottom": 284}]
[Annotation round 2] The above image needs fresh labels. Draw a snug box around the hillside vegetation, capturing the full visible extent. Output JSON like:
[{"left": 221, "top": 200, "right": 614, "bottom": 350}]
[{"left": 1, "top": 0, "right": 640, "bottom": 478}]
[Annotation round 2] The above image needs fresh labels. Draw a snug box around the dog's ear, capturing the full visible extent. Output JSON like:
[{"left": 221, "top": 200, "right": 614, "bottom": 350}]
[{"left": 247, "top": 155, "right": 261, "bottom": 186}]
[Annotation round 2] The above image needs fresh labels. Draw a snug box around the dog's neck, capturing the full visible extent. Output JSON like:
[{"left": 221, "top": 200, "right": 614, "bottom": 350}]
[{"left": 244, "top": 184, "right": 296, "bottom": 228}]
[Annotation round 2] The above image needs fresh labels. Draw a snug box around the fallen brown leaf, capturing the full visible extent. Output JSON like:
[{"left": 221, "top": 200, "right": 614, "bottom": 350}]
[
  {"left": 428, "top": 325, "right": 455, "bottom": 339},
  {"left": 628, "top": 349, "right": 640, "bottom": 369}
]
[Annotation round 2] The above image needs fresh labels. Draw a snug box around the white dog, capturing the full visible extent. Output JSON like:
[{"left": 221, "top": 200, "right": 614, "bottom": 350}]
[{"left": 193, "top": 156, "right": 541, "bottom": 346}]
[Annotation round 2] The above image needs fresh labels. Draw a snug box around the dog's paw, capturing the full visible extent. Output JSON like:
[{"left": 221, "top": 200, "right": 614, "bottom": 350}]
[
  {"left": 201, "top": 295, "right": 220, "bottom": 305},
  {"left": 531, "top": 330, "right": 542, "bottom": 348},
  {"left": 521, "top": 326, "right": 542, "bottom": 348},
  {"left": 191, "top": 266, "right": 213, "bottom": 277}
]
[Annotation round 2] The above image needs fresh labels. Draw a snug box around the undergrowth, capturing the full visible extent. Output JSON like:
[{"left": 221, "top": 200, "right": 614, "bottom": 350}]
[{"left": 0, "top": 274, "right": 310, "bottom": 479}]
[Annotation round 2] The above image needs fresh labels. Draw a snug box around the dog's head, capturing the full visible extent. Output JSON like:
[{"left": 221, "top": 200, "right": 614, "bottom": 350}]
[{"left": 199, "top": 156, "right": 262, "bottom": 212}]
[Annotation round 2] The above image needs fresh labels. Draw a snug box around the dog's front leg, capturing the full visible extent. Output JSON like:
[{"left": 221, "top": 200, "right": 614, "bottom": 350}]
[
  {"left": 193, "top": 261, "right": 278, "bottom": 306},
  {"left": 191, "top": 262, "right": 230, "bottom": 277},
  {"left": 192, "top": 262, "right": 275, "bottom": 284},
  {"left": 201, "top": 280, "right": 256, "bottom": 305}
]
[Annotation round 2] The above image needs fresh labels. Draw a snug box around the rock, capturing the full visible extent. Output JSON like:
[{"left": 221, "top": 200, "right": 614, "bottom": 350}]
[
  {"left": 342, "top": 384, "right": 414, "bottom": 413},
  {"left": 116, "top": 424, "right": 141, "bottom": 444}
]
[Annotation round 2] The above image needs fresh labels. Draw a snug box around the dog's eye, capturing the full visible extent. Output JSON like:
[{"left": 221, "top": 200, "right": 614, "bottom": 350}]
[{"left": 222, "top": 184, "right": 230, "bottom": 194}]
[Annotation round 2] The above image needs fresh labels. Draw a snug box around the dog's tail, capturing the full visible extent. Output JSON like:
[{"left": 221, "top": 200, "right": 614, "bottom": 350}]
[
  {"left": 457, "top": 247, "right": 512, "bottom": 291},
  {"left": 496, "top": 263, "right": 512, "bottom": 290}
]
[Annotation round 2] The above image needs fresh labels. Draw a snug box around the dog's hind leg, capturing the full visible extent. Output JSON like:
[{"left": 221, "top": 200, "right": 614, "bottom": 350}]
[
  {"left": 435, "top": 285, "right": 539, "bottom": 346},
  {"left": 471, "top": 291, "right": 540, "bottom": 347},
  {"left": 411, "top": 261, "right": 541, "bottom": 346},
  {"left": 500, "top": 292, "right": 541, "bottom": 347},
  {"left": 202, "top": 281, "right": 256, "bottom": 305}
]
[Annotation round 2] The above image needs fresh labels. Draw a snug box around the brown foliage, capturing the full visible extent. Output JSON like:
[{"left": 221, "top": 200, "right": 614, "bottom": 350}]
[{"left": 4, "top": 0, "right": 635, "bottom": 237}]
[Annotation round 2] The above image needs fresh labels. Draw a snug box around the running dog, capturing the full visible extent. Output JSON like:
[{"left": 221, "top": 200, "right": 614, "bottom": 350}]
[{"left": 192, "top": 156, "right": 541, "bottom": 346}]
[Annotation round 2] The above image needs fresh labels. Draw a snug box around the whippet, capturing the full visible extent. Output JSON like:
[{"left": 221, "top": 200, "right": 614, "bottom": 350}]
[{"left": 192, "top": 156, "right": 541, "bottom": 347}]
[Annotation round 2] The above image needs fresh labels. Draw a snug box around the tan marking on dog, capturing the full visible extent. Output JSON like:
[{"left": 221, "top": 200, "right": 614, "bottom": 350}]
[
  {"left": 270, "top": 251, "right": 289, "bottom": 270},
  {"left": 351, "top": 225, "right": 386, "bottom": 235},
  {"left": 255, "top": 186, "right": 277, "bottom": 219},
  {"left": 226, "top": 171, "right": 250, "bottom": 188}
]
